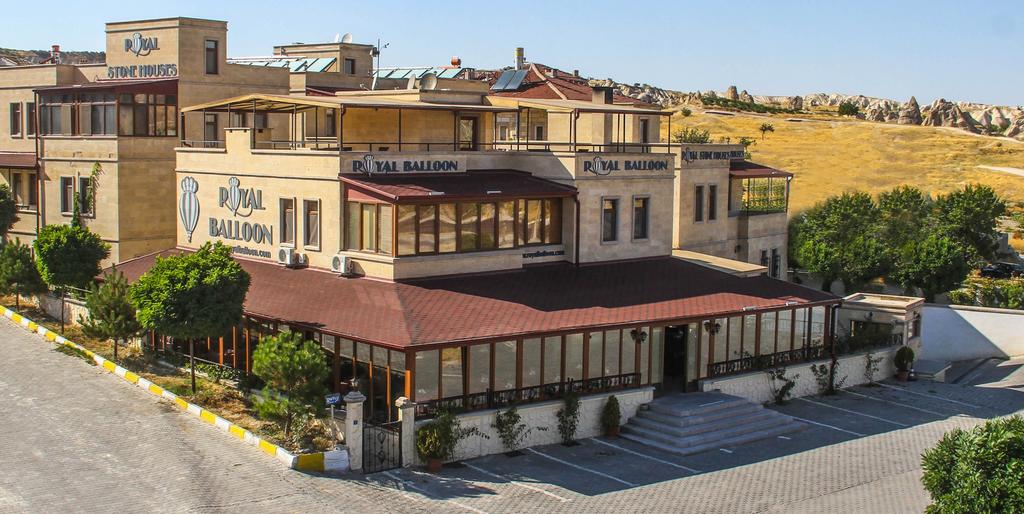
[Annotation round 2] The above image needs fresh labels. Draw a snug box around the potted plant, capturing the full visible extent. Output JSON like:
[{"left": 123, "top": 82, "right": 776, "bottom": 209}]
[
  {"left": 601, "top": 395, "right": 621, "bottom": 437},
  {"left": 894, "top": 346, "right": 915, "bottom": 382},
  {"left": 415, "top": 410, "right": 486, "bottom": 473}
]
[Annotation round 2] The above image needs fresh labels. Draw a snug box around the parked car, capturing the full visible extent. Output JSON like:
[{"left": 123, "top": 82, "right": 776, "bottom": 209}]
[{"left": 979, "top": 262, "right": 1024, "bottom": 279}]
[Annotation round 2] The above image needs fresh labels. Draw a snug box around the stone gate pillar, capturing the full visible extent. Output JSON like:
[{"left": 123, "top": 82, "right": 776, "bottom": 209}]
[
  {"left": 344, "top": 390, "right": 366, "bottom": 472},
  {"left": 396, "top": 397, "right": 416, "bottom": 467}
]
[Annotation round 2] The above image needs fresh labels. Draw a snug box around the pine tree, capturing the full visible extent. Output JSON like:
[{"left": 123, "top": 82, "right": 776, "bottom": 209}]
[
  {"left": 0, "top": 239, "right": 46, "bottom": 309},
  {"left": 80, "top": 268, "right": 141, "bottom": 362}
]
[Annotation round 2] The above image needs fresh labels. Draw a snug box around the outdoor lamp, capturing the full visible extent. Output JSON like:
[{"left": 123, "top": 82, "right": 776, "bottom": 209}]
[
  {"left": 703, "top": 320, "right": 722, "bottom": 334},
  {"left": 630, "top": 328, "right": 648, "bottom": 345}
]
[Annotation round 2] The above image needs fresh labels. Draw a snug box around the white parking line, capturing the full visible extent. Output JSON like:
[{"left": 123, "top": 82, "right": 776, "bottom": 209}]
[
  {"left": 718, "top": 448, "right": 733, "bottom": 454},
  {"left": 525, "top": 448, "right": 636, "bottom": 487},
  {"left": 463, "top": 463, "right": 571, "bottom": 502},
  {"left": 797, "top": 397, "right": 908, "bottom": 427},
  {"left": 590, "top": 438, "right": 700, "bottom": 473},
  {"left": 787, "top": 415, "right": 866, "bottom": 437},
  {"left": 844, "top": 389, "right": 949, "bottom": 417},
  {"left": 381, "top": 471, "right": 492, "bottom": 514},
  {"left": 876, "top": 383, "right": 983, "bottom": 409}
]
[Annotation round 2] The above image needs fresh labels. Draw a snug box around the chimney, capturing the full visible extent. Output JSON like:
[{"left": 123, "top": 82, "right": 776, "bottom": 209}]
[
  {"left": 592, "top": 86, "right": 614, "bottom": 105},
  {"left": 514, "top": 47, "right": 525, "bottom": 70},
  {"left": 50, "top": 45, "right": 61, "bottom": 64},
  {"left": 573, "top": 69, "right": 579, "bottom": 77}
]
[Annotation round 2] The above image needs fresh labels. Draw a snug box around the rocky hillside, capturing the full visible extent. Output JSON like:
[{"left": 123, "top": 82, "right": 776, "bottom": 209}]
[
  {"left": 596, "top": 77, "right": 1024, "bottom": 141},
  {"left": 0, "top": 48, "right": 105, "bottom": 65}
]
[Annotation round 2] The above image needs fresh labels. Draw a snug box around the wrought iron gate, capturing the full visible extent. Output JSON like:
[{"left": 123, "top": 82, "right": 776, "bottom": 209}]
[{"left": 362, "top": 419, "right": 402, "bottom": 473}]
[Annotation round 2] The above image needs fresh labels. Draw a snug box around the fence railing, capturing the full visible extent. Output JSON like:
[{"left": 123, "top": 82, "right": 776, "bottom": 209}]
[
  {"left": 183, "top": 138, "right": 677, "bottom": 154},
  {"left": 415, "top": 372, "right": 641, "bottom": 418},
  {"left": 708, "top": 345, "right": 828, "bottom": 378}
]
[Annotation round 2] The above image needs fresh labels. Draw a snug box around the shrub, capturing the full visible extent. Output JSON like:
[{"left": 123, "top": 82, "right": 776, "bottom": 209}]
[
  {"left": 556, "top": 393, "right": 581, "bottom": 444},
  {"left": 416, "top": 409, "right": 486, "bottom": 462},
  {"left": 921, "top": 416, "right": 1024, "bottom": 512},
  {"left": 0, "top": 239, "right": 46, "bottom": 309},
  {"left": 601, "top": 395, "right": 621, "bottom": 432},
  {"left": 863, "top": 352, "right": 883, "bottom": 385},
  {"left": 672, "top": 127, "right": 711, "bottom": 144},
  {"left": 895, "top": 346, "right": 915, "bottom": 372},
  {"left": 766, "top": 367, "right": 797, "bottom": 404},
  {"left": 837, "top": 101, "right": 860, "bottom": 117},
  {"left": 810, "top": 360, "right": 846, "bottom": 395},
  {"left": 492, "top": 406, "right": 542, "bottom": 453}
]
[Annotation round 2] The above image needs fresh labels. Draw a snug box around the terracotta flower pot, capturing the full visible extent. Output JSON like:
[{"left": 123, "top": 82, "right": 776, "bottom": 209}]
[
  {"left": 606, "top": 426, "right": 620, "bottom": 437},
  {"left": 426, "top": 457, "right": 443, "bottom": 473},
  {"left": 897, "top": 370, "right": 909, "bottom": 382}
]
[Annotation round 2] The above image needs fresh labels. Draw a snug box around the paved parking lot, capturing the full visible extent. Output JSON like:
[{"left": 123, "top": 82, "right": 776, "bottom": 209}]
[{"left": 2, "top": 315, "right": 1023, "bottom": 513}]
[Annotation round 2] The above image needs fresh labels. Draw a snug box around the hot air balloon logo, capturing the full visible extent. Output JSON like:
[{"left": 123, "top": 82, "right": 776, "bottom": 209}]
[
  {"left": 363, "top": 154, "right": 376, "bottom": 174},
  {"left": 179, "top": 177, "right": 200, "bottom": 243},
  {"left": 226, "top": 177, "right": 242, "bottom": 216},
  {"left": 591, "top": 156, "right": 611, "bottom": 176}
]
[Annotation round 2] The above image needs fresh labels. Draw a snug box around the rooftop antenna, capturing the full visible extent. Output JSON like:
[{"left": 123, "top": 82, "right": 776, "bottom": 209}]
[{"left": 373, "top": 38, "right": 389, "bottom": 75}]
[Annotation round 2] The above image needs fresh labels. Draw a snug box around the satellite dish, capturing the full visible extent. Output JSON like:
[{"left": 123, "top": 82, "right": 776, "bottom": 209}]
[
  {"left": 333, "top": 33, "right": 340, "bottom": 43},
  {"left": 341, "top": 33, "right": 353, "bottom": 44},
  {"left": 420, "top": 73, "right": 438, "bottom": 91}
]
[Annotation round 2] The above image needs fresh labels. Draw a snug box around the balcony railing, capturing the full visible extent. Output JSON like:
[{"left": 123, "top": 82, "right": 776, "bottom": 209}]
[
  {"left": 708, "top": 332, "right": 906, "bottom": 379},
  {"left": 181, "top": 138, "right": 677, "bottom": 154},
  {"left": 414, "top": 372, "right": 641, "bottom": 418}
]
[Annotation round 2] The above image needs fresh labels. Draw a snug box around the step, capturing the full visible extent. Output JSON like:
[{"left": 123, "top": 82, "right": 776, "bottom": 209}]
[
  {"left": 646, "top": 396, "right": 753, "bottom": 418},
  {"left": 638, "top": 402, "right": 762, "bottom": 428},
  {"left": 622, "top": 413, "right": 794, "bottom": 449},
  {"left": 631, "top": 409, "right": 779, "bottom": 438},
  {"left": 621, "top": 420, "right": 804, "bottom": 456}
]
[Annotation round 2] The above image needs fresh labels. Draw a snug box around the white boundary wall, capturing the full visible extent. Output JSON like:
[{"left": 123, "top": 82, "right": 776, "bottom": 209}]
[
  {"left": 425, "top": 387, "right": 654, "bottom": 463},
  {"left": 922, "top": 304, "right": 1024, "bottom": 362},
  {"left": 699, "top": 347, "right": 902, "bottom": 404}
]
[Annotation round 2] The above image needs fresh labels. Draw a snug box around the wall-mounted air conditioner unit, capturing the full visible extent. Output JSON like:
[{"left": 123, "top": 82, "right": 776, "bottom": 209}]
[{"left": 278, "top": 247, "right": 302, "bottom": 267}]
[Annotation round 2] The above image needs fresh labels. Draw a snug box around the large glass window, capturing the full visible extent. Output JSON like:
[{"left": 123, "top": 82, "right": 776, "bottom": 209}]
[
  {"left": 741, "top": 177, "right": 788, "bottom": 213},
  {"left": 347, "top": 201, "right": 393, "bottom": 254},
  {"left": 761, "top": 312, "right": 777, "bottom": 353},
  {"left": 494, "top": 341, "right": 517, "bottom": 391},
  {"left": 793, "top": 308, "right": 808, "bottom": 349},
  {"left": 777, "top": 310, "right": 793, "bottom": 351},
  {"left": 417, "top": 204, "right": 436, "bottom": 253},
  {"left": 440, "top": 347, "right": 463, "bottom": 399},
  {"left": 632, "top": 196, "right": 649, "bottom": 240},
  {"left": 565, "top": 333, "right": 584, "bottom": 381},
  {"left": 810, "top": 306, "right": 826, "bottom": 347},
  {"left": 59, "top": 177, "right": 74, "bottom": 214},
  {"left": 480, "top": 202, "right": 496, "bottom": 250},
  {"left": 543, "top": 199, "right": 561, "bottom": 244},
  {"left": 280, "top": 198, "right": 295, "bottom": 246},
  {"left": 497, "top": 201, "right": 515, "bottom": 248},
  {"left": 459, "top": 202, "right": 478, "bottom": 250},
  {"left": 604, "top": 330, "right": 621, "bottom": 376},
  {"left": 10, "top": 103, "right": 22, "bottom": 136},
  {"left": 438, "top": 203, "right": 457, "bottom": 253},
  {"left": 523, "top": 199, "right": 542, "bottom": 244},
  {"left": 602, "top": 198, "right": 618, "bottom": 242},
  {"left": 8, "top": 171, "right": 37, "bottom": 210},
  {"left": 543, "top": 336, "right": 561, "bottom": 384},
  {"left": 379, "top": 205, "right": 393, "bottom": 254},
  {"left": 522, "top": 338, "right": 541, "bottom": 388},
  {"left": 621, "top": 330, "right": 636, "bottom": 374},
  {"left": 397, "top": 205, "right": 416, "bottom": 255},
  {"left": 743, "top": 315, "right": 757, "bottom": 357},
  {"left": 414, "top": 350, "right": 439, "bottom": 402},
  {"left": 26, "top": 102, "right": 35, "bottom": 136},
  {"left": 118, "top": 93, "right": 177, "bottom": 137},
  {"left": 587, "top": 332, "right": 603, "bottom": 378},
  {"left": 469, "top": 344, "right": 490, "bottom": 394},
  {"left": 360, "top": 203, "right": 376, "bottom": 251},
  {"left": 303, "top": 200, "right": 320, "bottom": 248},
  {"left": 727, "top": 316, "right": 743, "bottom": 359}
]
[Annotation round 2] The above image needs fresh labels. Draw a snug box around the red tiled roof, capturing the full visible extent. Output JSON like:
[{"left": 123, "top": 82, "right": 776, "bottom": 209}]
[
  {"left": 729, "top": 160, "right": 794, "bottom": 179},
  {"left": 115, "top": 251, "right": 837, "bottom": 349},
  {"left": 340, "top": 170, "right": 577, "bottom": 203},
  {"left": 0, "top": 152, "right": 36, "bottom": 168}
]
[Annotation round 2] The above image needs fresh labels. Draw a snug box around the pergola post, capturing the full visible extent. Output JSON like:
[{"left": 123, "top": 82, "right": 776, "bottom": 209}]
[{"left": 398, "top": 108, "right": 402, "bottom": 151}]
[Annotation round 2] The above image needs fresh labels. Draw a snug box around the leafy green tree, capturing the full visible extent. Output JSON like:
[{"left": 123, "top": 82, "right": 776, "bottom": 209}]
[
  {"left": 33, "top": 223, "right": 110, "bottom": 331},
  {"left": 758, "top": 123, "right": 775, "bottom": 140},
  {"left": 792, "top": 192, "right": 888, "bottom": 292},
  {"left": 0, "top": 183, "right": 18, "bottom": 241},
  {"left": 79, "top": 268, "right": 141, "bottom": 362},
  {"left": 921, "top": 415, "right": 1024, "bottom": 512},
  {"left": 837, "top": 101, "right": 860, "bottom": 117},
  {"left": 878, "top": 186, "right": 932, "bottom": 245},
  {"left": 891, "top": 234, "right": 971, "bottom": 302},
  {"left": 934, "top": 184, "right": 1006, "bottom": 264},
  {"left": 129, "top": 242, "right": 250, "bottom": 393},
  {"left": 251, "top": 332, "right": 329, "bottom": 436},
  {"left": 671, "top": 127, "right": 711, "bottom": 144},
  {"left": 0, "top": 239, "right": 46, "bottom": 309},
  {"left": 948, "top": 278, "right": 1024, "bottom": 309}
]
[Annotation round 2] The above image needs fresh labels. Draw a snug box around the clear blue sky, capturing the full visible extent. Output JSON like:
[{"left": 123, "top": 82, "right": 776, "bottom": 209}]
[{"left": 4, "top": 0, "right": 1022, "bottom": 106}]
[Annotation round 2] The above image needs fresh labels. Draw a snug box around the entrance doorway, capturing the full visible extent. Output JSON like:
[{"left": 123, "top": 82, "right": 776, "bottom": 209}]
[{"left": 663, "top": 325, "right": 690, "bottom": 392}]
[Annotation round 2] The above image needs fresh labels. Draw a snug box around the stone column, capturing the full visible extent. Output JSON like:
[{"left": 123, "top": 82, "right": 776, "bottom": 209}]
[
  {"left": 344, "top": 390, "right": 366, "bottom": 472},
  {"left": 396, "top": 397, "right": 416, "bottom": 467}
]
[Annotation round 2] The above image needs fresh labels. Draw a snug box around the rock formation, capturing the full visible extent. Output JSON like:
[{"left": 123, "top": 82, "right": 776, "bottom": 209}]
[
  {"left": 898, "top": 97, "right": 922, "bottom": 125},
  {"left": 725, "top": 85, "right": 739, "bottom": 100},
  {"left": 921, "top": 99, "right": 979, "bottom": 132},
  {"left": 738, "top": 90, "right": 754, "bottom": 103}
]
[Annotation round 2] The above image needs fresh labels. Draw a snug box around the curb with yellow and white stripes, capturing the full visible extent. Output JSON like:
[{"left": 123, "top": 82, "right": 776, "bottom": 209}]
[{"left": 0, "top": 306, "right": 348, "bottom": 473}]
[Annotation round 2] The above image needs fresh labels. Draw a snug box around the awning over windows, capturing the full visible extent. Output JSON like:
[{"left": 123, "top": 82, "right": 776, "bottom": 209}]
[
  {"left": 340, "top": 170, "right": 577, "bottom": 203},
  {"left": 0, "top": 152, "right": 36, "bottom": 169},
  {"left": 729, "top": 160, "right": 794, "bottom": 179}
]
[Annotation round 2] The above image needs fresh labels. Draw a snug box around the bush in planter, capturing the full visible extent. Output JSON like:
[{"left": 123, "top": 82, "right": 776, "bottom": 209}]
[
  {"left": 895, "top": 345, "right": 915, "bottom": 372},
  {"left": 556, "top": 393, "right": 581, "bottom": 445},
  {"left": 921, "top": 415, "right": 1024, "bottom": 512},
  {"left": 416, "top": 410, "right": 487, "bottom": 466},
  {"left": 601, "top": 395, "right": 621, "bottom": 436}
]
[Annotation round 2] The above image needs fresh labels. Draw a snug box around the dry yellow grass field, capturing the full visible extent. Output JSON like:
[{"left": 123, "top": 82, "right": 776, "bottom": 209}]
[{"left": 666, "top": 111, "right": 1024, "bottom": 213}]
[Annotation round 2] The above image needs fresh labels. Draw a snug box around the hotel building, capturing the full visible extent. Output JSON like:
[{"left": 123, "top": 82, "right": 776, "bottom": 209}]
[{"left": 4, "top": 18, "right": 920, "bottom": 436}]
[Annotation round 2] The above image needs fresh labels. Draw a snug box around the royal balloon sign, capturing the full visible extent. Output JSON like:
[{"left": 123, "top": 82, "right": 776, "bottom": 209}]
[{"left": 179, "top": 176, "right": 275, "bottom": 248}]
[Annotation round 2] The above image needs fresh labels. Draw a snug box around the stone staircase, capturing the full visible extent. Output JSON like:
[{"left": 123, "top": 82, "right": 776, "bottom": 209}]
[{"left": 621, "top": 392, "right": 804, "bottom": 456}]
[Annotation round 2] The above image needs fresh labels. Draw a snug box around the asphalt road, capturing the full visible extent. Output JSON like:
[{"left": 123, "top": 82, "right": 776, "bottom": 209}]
[{"left": 2, "top": 317, "right": 1022, "bottom": 513}]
